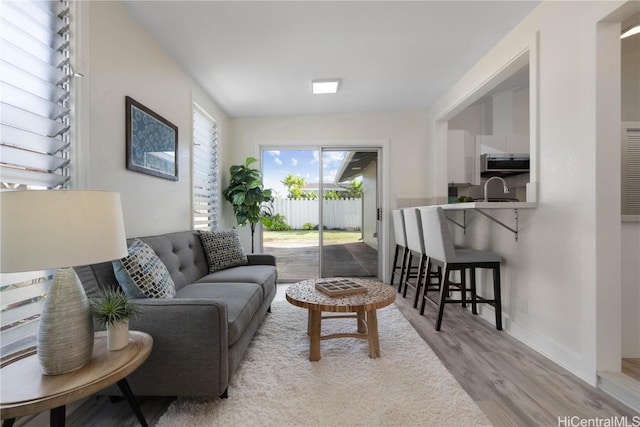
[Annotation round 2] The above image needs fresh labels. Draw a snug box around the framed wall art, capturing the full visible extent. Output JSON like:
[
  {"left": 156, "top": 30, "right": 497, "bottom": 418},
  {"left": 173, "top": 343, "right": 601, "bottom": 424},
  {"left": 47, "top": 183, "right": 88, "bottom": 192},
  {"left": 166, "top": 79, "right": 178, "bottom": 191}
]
[{"left": 125, "top": 96, "right": 178, "bottom": 181}]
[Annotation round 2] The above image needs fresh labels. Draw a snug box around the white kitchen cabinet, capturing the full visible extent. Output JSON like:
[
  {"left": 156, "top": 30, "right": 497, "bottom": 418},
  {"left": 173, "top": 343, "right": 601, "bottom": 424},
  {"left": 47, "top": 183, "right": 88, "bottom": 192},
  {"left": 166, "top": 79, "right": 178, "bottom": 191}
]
[
  {"left": 448, "top": 130, "right": 479, "bottom": 185},
  {"left": 476, "top": 135, "right": 530, "bottom": 154}
]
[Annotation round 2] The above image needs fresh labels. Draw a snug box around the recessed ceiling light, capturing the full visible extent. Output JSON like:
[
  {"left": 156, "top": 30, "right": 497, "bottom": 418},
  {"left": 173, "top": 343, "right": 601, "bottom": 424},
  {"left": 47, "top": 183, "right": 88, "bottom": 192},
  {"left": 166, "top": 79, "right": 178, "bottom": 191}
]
[
  {"left": 621, "top": 24, "right": 640, "bottom": 39},
  {"left": 312, "top": 80, "right": 340, "bottom": 94}
]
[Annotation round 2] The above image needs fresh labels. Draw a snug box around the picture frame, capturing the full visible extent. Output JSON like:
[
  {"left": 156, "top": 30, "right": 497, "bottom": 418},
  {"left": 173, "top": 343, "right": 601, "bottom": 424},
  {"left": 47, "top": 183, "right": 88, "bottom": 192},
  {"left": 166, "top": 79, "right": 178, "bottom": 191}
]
[{"left": 125, "top": 96, "right": 178, "bottom": 181}]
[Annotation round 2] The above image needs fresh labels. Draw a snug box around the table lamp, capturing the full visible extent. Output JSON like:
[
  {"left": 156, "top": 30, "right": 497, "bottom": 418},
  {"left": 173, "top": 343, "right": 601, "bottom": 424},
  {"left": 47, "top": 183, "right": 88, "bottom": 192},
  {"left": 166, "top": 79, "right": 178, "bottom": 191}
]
[{"left": 0, "top": 190, "right": 128, "bottom": 375}]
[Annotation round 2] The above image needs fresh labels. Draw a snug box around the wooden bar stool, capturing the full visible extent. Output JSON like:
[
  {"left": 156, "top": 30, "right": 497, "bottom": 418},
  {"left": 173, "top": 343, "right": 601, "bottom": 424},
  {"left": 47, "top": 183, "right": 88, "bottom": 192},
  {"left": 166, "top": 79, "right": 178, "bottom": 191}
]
[
  {"left": 418, "top": 207, "right": 503, "bottom": 331},
  {"left": 390, "top": 209, "right": 410, "bottom": 293}
]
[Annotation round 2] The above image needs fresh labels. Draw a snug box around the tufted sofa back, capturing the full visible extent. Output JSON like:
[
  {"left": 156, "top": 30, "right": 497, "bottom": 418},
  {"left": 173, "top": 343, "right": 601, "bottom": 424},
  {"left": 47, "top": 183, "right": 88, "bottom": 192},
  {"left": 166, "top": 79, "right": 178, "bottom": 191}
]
[{"left": 75, "top": 231, "right": 209, "bottom": 296}]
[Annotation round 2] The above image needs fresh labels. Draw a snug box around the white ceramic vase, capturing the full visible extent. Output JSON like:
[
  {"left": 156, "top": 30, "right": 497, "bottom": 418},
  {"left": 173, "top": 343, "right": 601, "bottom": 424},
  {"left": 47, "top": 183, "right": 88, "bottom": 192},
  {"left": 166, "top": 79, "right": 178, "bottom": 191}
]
[
  {"left": 107, "top": 319, "right": 130, "bottom": 351},
  {"left": 38, "top": 267, "right": 94, "bottom": 375}
]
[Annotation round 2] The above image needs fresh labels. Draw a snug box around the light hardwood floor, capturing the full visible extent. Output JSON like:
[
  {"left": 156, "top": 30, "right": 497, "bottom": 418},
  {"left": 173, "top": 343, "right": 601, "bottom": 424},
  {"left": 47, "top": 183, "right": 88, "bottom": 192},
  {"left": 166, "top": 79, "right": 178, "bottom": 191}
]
[
  {"left": 14, "top": 283, "right": 639, "bottom": 426},
  {"left": 623, "top": 358, "right": 640, "bottom": 382},
  {"left": 394, "top": 290, "right": 638, "bottom": 426}
]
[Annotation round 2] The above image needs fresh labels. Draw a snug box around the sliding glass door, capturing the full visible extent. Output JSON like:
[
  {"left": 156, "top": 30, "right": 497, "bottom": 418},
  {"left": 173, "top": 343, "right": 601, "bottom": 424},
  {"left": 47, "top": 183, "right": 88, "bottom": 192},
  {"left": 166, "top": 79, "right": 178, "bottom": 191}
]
[
  {"left": 320, "top": 148, "right": 379, "bottom": 278},
  {"left": 261, "top": 147, "right": 380, "bottom": 282}
]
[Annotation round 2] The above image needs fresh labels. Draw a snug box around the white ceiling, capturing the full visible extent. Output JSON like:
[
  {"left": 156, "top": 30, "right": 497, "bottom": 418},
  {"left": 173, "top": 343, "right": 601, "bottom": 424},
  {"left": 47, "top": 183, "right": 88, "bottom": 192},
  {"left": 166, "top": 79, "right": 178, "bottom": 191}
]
[{"left": 122, "top": 1, "right": 540, "bottom": 118}]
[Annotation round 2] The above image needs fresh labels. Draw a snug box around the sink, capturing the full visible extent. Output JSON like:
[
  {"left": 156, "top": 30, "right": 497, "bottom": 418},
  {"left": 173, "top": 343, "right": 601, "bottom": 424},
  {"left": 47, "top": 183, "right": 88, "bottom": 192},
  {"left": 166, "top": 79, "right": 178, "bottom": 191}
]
[{"left": 474, "top": 198, "right": 520, "bottom": 202}]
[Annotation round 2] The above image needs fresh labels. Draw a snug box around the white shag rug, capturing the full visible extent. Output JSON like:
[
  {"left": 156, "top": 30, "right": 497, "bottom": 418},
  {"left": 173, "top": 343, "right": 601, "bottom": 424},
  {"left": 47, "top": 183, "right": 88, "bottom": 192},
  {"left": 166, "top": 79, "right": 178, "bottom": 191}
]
[{"left": 157, "top": 300, "right": 491, "bottom": 427}]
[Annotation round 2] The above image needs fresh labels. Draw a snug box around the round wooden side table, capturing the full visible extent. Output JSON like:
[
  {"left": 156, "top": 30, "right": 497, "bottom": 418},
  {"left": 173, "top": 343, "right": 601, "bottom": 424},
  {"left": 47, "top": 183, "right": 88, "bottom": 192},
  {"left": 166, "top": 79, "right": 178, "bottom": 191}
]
[
  {"left": 286, "top": 278, "right": 396, "bottom": 361},
  {"left": 0, "top": 331, "right": 153, "bottom": 427}
]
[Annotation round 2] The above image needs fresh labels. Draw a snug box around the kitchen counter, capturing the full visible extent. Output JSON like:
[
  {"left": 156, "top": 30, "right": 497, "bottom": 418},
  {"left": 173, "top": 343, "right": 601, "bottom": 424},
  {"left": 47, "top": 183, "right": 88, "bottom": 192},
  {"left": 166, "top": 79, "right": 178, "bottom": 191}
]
[
  {"left": 422, "top": 201, "right": 537, "bottom": 241},
  {"left": 440, "top": 201, "right": 537, "bottom": 210}
]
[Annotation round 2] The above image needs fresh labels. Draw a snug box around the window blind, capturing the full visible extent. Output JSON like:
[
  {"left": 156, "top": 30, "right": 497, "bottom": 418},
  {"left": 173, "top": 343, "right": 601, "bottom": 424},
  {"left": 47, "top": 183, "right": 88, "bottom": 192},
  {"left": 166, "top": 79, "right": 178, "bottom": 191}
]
[
  {"left": 622, "top": 127, "right": 640, "bottom": 215},
  {"left": 0, "top": 0, "right": 71, "bottom": 190},
  {"left": 192, "top": 105, "right": 219, "bottom": 231},
  {"left": 0, "top": 0, "right": 71, "bottom": 358}
]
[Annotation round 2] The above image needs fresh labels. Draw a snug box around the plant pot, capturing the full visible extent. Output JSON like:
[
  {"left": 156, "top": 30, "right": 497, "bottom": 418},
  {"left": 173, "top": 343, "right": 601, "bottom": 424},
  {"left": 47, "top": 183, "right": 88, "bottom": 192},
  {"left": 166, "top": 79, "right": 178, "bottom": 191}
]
[{"left": 107, "top": 319, "right": 130, "bottom": 351}]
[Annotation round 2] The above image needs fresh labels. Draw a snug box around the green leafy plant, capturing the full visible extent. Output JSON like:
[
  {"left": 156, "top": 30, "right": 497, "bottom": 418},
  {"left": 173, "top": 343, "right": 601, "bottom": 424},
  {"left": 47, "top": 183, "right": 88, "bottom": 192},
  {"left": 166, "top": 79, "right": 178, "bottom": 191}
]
[
  {"left": 302, "top": 222, "right": 315, "bottom": 231},
  {"left": 264, "top": 213, "right": 291, "bottom": 231},
  {"left": 281, "top": 173, "right": 306, "bottom": 199},
  {"left": 222, "top": 157, "right": 274, "bottom": 252},
  {"left": 347, "top": 179, "right": 363, "bottom": 199},
  {"left": 455, "top": 195, "right": 475, "bottom": 203},
  {"left": 90, "top": 288, "right": 140, "bottom": 327}
]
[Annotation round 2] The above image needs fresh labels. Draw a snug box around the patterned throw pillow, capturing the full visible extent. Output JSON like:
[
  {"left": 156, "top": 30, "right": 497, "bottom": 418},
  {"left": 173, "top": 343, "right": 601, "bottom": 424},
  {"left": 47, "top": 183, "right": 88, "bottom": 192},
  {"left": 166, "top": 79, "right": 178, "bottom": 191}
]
[
  {"left": 112, "top": 239, "right": 176, "bottom": 299},
  {"left": 198, "top": 229, "right": 248, "bottom": 273}
]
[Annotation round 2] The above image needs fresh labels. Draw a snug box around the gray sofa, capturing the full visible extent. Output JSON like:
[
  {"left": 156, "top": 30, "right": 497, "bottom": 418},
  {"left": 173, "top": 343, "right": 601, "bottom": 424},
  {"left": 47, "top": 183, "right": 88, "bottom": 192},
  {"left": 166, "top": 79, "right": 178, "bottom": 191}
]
[{"left": 75, "top": 230, "right": 277, "bottom": 398}]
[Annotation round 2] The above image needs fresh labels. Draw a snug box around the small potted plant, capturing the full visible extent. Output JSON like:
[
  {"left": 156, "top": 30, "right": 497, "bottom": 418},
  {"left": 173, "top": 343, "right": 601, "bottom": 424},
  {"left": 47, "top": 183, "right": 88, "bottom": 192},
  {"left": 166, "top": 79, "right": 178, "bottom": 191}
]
[{"left": 90, "top": 288, "right": 141, "bottom": 351}]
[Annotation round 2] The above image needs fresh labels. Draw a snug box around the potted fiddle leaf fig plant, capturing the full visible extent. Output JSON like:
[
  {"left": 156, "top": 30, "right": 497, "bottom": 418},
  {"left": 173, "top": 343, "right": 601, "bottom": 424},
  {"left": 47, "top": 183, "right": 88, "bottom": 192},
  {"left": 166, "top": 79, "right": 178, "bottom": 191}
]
[
  {"left": 223, "top": 156, "right": 274, "bottom": 253},
  {"left": 90, "top": 288, "right": 140, "bottom": 351}
]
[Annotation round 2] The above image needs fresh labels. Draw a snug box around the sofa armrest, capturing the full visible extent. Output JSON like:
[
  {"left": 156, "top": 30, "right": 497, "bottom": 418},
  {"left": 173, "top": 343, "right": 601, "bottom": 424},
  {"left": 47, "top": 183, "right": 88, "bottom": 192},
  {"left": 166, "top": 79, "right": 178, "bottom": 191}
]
[
  {"left": 246, "top": 253, "right": 276, "bottom": 266},
  {"left": 110, "top": 298, "right": 230, "bottom": 397}
]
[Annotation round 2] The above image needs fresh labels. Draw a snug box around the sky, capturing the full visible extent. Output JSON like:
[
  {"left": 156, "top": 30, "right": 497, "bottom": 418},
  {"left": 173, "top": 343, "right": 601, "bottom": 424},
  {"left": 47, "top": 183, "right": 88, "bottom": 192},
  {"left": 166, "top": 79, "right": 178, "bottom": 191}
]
[{"left": 261, "top": 149, "right": 347, "bottom": 198}]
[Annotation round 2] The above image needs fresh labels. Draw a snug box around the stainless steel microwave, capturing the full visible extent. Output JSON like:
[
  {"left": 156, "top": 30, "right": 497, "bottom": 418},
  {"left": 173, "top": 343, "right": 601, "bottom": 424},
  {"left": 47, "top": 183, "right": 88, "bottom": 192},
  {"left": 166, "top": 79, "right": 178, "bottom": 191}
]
[{"left": 480, "top": 153, "right": 530, "bottom": 176}]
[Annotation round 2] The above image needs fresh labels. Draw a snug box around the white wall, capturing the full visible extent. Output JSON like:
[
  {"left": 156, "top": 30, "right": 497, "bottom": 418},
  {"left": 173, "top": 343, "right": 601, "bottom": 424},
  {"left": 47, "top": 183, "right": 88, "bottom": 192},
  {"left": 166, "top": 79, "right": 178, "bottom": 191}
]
[
  {"left": 448, "top": 103, "right": 482, "bottom": 135},
  {"left": 512, "top": 87, "right": 530, "bottom": 136},
  {"left": 427, "top": 1, "right": 632, "bottom": 385},
  {"left": 75, "top": 1, "right": 228, "bottom": 237},
  {"left": 228, "top": 110, "right": 430, "bottom": 276},
  {"left": 448, "top": 87, "right": 529, "bottom": 137}
]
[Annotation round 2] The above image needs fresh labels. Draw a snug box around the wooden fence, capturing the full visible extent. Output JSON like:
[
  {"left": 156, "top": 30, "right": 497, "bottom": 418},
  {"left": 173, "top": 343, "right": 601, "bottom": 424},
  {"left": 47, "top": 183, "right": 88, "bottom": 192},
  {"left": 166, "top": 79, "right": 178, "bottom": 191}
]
[{"left": 272, "top": 198, "right": 362, "bottom": 230}]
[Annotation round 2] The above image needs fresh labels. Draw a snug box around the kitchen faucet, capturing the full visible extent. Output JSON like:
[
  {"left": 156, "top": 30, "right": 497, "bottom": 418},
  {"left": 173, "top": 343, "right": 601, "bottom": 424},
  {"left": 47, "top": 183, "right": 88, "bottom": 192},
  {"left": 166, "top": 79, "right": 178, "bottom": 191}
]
[{"left": 484, "top": 176, "right": 509, "bottom": 202}]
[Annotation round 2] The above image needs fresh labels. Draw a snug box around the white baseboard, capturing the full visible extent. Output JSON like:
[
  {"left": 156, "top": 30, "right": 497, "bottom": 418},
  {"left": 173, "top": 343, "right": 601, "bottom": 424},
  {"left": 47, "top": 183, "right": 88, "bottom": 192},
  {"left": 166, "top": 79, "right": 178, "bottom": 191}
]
[
  {"left": 597, "top": 371, "right": 640, "bottom": 412},
  {"left": 474, "top": 305, "right": 591, "bottom": 385}
]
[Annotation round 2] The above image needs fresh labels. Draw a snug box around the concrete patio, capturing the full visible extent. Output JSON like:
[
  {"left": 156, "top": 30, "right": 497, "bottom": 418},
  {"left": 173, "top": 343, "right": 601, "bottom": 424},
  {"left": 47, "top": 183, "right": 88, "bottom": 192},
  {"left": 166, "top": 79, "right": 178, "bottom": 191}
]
[{"left": 263, "top": 241, "right": 379, "bottom": 283}]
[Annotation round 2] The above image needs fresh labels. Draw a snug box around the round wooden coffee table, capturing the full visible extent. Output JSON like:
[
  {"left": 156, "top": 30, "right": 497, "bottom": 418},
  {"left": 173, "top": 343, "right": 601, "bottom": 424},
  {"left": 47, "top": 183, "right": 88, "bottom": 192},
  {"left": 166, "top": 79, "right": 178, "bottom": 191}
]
[
  {"left": 285, "top": 278, "right": 396, "bottom": 361},
  {"left": 0, "top": 331, "right": 152, "bottom": 427}
]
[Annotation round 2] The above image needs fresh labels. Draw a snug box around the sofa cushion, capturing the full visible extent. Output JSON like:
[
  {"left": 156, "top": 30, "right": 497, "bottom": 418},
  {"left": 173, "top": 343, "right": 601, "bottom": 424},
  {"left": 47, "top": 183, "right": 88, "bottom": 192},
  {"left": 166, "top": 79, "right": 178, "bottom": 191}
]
[
  {"left": 140, "top": 231, "right": 209, "bottom": 291},
  {"left": 198, "top": 229, "right": 248, "bottom": 273},
  {"left": 196, "top": 265, "right": 277, "bottom": 301},
  {"left": 113, "top": 239, "right": 176, "bottom": 299},
  {"left": 174, "top": 282, "right": 262, "bottom": 346}
]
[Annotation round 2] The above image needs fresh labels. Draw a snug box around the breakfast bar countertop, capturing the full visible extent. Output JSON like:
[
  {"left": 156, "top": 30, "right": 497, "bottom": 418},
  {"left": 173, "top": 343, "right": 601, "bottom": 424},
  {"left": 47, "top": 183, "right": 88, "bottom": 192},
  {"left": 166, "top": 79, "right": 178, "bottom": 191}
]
[
  {"left": 419, "top": 201, "right": 538, "bottom": 241},
  {"left": 439, "top": 201, "right": 537, "bottom": 210}
]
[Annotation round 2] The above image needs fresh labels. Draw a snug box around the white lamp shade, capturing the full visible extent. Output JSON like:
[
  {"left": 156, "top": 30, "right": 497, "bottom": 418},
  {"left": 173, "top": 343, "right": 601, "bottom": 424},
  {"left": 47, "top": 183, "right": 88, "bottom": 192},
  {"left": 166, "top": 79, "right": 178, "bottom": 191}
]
[{"left": 1, "top": 190, "right": 128, "bottom": 273}]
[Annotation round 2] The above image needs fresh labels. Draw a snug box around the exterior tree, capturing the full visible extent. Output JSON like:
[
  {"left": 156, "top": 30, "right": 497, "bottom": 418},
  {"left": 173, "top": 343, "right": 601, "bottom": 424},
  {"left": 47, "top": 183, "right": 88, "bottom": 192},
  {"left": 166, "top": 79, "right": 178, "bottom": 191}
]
[
  {"left": 323, "top": 190, "right": 341, "bottom": 200},
  {"left": 347, "top": 179, "right": 363, "bottom": 199},
  {"left": 223, "top": 157, "right": 273, "bottom": 253},
  {"left": 281, "top": 174, "right": 306, "bottom": 199}
]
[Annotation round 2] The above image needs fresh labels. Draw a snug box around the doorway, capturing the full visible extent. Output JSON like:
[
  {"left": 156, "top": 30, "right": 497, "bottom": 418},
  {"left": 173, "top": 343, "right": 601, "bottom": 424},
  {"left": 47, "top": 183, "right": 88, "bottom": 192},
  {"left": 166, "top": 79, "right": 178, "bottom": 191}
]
[{"left": 261, "top": 147, "right": 380, "bottom": 282}]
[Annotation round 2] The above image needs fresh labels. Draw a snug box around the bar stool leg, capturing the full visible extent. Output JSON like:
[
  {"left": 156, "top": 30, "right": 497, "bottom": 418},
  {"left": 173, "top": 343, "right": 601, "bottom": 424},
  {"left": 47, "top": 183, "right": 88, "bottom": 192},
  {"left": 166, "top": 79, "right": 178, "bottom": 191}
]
[
  {"left": 398, "top": 247, "right": 409, "bottom": 294},
  {"left": 420, "top": 259, "right": 435, "bottom": 315},
  {"left": 390, "top": 244, "right": 400, "bottom": 286},
  {"left": 436, "top": 264, "right": 451, "bottom": 331},
  {"left": 402, "top": 252, "right": 413, "bottom": 298},
  {"left": 413, "top": 254, "right": 426, "bottom": 309},
  {"left": 470, "top": 268, "right": 478, "bottom": 315},
  {"left": 493, "top": 264, "right": 502, "bottom": 330},
  {"left": 460, "top": 268, "right": 467, "bottom": 308}
]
